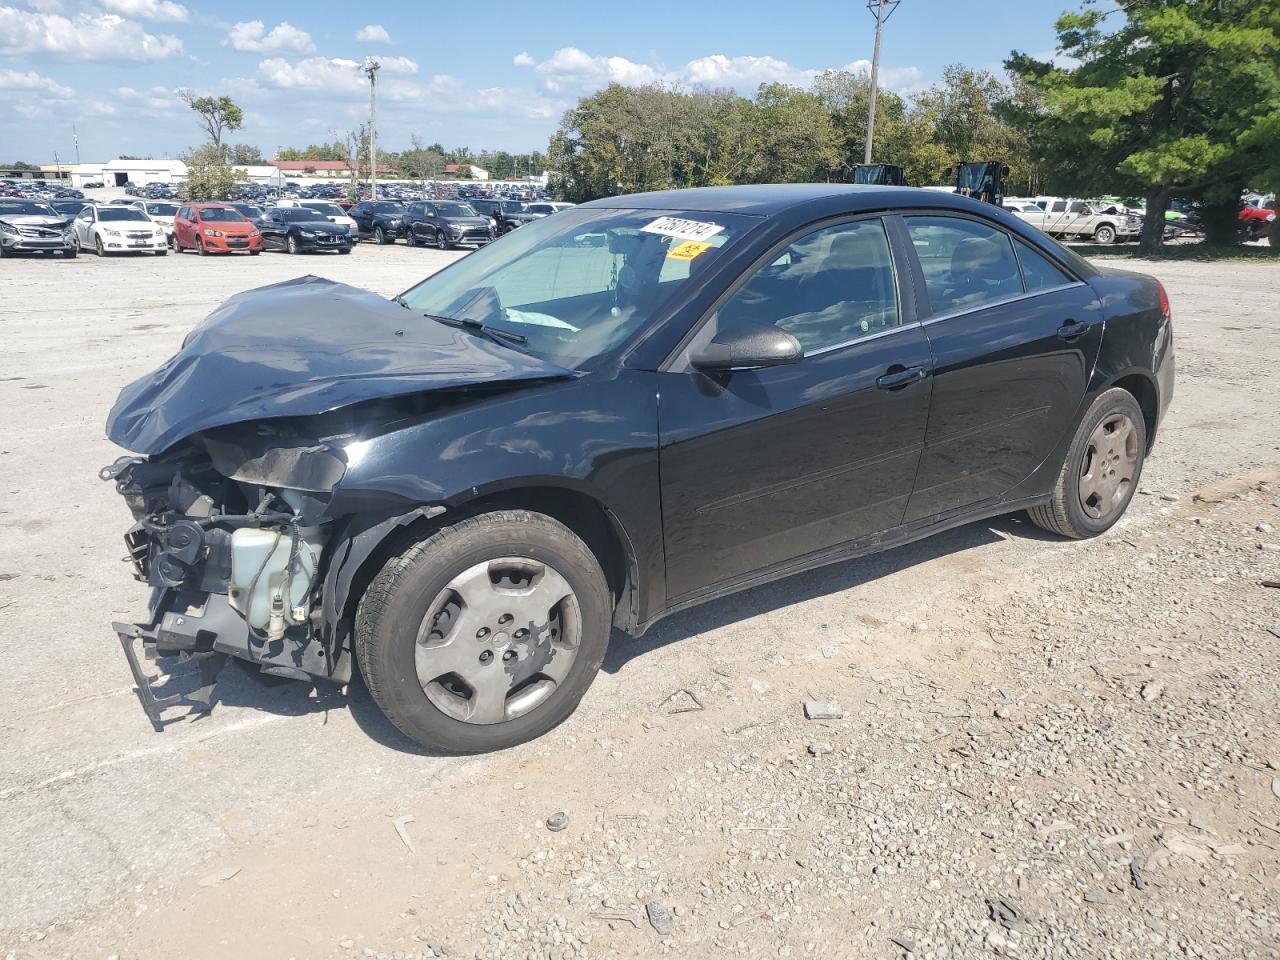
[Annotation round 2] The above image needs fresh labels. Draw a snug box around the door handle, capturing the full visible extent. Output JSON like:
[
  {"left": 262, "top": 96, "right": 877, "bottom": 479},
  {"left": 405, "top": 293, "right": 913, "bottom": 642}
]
[
  {"left": 1057, "top": 319, "right": 1089, "bottom": 342},
  {"left": 876, "top": 365, "right": 929, "bottom": 390}
]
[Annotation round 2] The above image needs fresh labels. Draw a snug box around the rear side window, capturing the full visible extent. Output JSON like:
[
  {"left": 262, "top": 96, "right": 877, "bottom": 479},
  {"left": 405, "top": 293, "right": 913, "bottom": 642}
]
[
  {"left": 1015, "top": 240, "right": 1074, "bottom": 292},
  {"left": 905, "top": 216, "right": 1022, "bottom": 316}
]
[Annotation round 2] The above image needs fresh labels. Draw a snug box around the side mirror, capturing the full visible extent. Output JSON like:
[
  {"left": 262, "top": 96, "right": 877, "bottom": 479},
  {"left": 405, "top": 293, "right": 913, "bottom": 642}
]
[{"left": 691, "top": 322, "right": 803, "bottom": 371}]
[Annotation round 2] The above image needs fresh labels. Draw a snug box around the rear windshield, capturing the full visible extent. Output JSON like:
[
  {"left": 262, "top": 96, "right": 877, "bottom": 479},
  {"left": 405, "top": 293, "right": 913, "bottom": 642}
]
[{"left": 199, "top": 207, "right": 248, "bottom": 223}]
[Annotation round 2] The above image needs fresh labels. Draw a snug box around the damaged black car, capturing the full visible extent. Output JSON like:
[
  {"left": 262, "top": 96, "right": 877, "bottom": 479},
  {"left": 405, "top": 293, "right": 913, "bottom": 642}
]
[{"left": 105, "top": 185, "right": 1174, "bottom": 753}]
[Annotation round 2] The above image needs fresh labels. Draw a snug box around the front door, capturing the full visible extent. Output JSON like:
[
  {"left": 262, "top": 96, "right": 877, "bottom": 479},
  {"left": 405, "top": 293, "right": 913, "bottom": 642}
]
[
  {"left": 658, "top": 216, "right": 934, "bottom": 601},
  {"left": 899, "top": 214, "right": 1104, "bottom": 522}
]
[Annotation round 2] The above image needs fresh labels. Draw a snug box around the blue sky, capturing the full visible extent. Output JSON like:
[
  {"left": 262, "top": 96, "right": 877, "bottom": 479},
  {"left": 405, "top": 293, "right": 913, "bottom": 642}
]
[{"left": 0, "top": 0, "right": 1073, "bottom": 164}]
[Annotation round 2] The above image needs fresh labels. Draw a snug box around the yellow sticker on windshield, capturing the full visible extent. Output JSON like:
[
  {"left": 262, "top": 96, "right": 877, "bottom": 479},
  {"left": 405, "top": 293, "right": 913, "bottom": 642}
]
[{"left": 667, "top": 240, "right": 711, "bottom": 261}]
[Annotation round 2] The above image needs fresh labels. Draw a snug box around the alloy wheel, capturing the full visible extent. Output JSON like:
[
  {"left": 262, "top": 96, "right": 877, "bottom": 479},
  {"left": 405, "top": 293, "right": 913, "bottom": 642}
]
[
  {"left": 1078, "top": 413, "right": 1138, "bottom": 520},
  {"left": 436, "top": 230, "right": 447, "bottom": 250},
  {"left": 414, "top": 557, "right": 582, "bottom": 725},
  {"left": 95, "top": 236, "right": 104, "bottom": 256}
]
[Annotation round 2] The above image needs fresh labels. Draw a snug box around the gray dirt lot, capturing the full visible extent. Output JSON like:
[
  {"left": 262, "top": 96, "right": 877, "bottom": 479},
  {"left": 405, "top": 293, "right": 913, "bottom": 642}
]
[{"left": 0, "top": 242, "right": 1278, "bottom": 960}]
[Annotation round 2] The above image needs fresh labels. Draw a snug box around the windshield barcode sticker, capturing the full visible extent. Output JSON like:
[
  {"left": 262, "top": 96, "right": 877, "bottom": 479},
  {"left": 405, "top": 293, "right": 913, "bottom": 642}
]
[{"left": 641, "top": 216, "right": 724, "bottom": 242}]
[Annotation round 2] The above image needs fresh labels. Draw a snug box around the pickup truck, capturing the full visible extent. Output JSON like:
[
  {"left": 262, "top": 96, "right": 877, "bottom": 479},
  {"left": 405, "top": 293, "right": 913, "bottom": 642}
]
[{"left": 1007, "top": 198, "right": 1142, "bottom": 244}]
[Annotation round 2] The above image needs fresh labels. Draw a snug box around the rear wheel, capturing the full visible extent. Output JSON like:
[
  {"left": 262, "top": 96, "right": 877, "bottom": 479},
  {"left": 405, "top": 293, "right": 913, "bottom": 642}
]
[
  {"left": 1028, "top": 387, "right": 1146, "bottom": 539},
  {"left": 356, "top": 510, "right": 612, "bottom": 754},
  {"left": 1093, "top": 224, "right": 1117, "bottom": 244}
]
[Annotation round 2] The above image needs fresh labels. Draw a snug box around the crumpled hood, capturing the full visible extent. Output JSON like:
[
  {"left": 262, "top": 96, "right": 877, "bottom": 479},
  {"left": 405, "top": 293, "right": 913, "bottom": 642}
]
[
  {"left": 0, "top": 214, "right": 69, "bottom": 228},
  {"left": 106, "top": 275, "right": 574, "bottom": 455}
]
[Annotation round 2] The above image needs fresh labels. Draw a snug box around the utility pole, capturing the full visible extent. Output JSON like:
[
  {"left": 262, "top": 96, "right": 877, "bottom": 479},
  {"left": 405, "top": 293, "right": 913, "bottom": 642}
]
[
  {"left": 864, "top": 0, "right": 900, "bottom": 165},
  {"left": 363, "top": 57, "right": 380, "bottom": 200},
  {"left": 72, "top": 123, "right": 80, "bottom": 165}
]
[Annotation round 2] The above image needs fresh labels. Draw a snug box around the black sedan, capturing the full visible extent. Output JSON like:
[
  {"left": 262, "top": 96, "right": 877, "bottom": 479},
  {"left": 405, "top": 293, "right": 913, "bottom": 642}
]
[
  {"left": 404, "top": 199, "right": 496, "bottom": 249},
  {"left": 103, "top": 184, "right": 1173, "bottom": 754},
  {"left": 349, "top": 200, "right": 407, "bottom": 244},
  {"left": 258, "top": 206, "right": 353, "bottom": 254},
  {"left": 468, "top": 197, "right": 543, "bottom": 233}
]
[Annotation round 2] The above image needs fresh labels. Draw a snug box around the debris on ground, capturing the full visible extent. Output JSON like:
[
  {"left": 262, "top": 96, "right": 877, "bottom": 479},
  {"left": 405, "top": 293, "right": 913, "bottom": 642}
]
[
  {"left": 545, "top": 811, "right": 569, "bottom": 832},
  {"left": 645, "top": 901, "right": 674, "bottom": 936},
  {"left": 802, "top": 700, "right": 844, "bottom": 720},
  {"left": 393, "top": 815, "right": 417, "bottom": 856}
]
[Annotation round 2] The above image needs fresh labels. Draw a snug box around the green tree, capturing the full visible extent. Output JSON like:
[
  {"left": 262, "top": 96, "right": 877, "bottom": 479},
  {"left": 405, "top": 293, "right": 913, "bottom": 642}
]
[
  {"left": 1009, "top": 0, "right": 1280, "bottom": 251},
  {"left": 180, "top": 144, "right": 246, "bottom": 200},
  {"left": 749, "top": 83, "right": 840, "bottom": 183},
  {"left": 177, "top": 91, "right": 243, "bottom": 149},
  {"left": 228, "top": 144, "right": 264, "bottom": 165}
]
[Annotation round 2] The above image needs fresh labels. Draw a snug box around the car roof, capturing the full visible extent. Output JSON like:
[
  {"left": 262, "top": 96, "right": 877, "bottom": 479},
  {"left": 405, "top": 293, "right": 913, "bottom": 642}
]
[{"left": 578, "top": 183, "right": 994, "bottom": 217}]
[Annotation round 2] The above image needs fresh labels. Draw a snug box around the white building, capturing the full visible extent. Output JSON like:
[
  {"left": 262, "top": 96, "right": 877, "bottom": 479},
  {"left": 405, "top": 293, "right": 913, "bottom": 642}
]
[
  {"left": 94, "top": 158, "right": 189, "bottom": 188},
  {"left": 232, "top": 164, "right": 283, "bottom": 186}
]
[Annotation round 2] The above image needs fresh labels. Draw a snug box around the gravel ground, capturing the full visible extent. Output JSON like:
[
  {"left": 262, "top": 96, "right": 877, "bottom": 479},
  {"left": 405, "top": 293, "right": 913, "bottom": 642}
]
[{"left": 0, "top": 233, "right": 1278, "bottom": 960}]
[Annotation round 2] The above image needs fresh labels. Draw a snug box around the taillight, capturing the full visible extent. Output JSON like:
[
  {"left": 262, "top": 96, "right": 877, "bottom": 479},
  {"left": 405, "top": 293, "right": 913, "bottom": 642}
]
[{"left": 1156, "top": 280, "right": 1172, "bottom": 329}]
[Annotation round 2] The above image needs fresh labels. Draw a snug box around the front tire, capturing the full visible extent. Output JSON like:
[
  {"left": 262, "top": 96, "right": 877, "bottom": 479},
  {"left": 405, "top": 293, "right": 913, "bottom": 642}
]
[
  {"left": 94, "top": 236, "right": 105, "bottom": 257},
  {"left": 63, "top": 248, "right": 77, "bottom": 259},
  {"left": 375, "top": 225, "right": 389, "bottom": 245},
  {"left": 355, "top": 510, "right": 612, "bottom": 754},
  {"left": 287, "top": 234, "right": 300, "bottom": 255},
  {"left": 1028, "top": 387, "right": 1146, "bottom": 539},
  {"left": 1093, "top": 224, "right": 1117, "bottom": 244},
  {"left": 435, "top": 229, "right": 449, "bottom": 250}
]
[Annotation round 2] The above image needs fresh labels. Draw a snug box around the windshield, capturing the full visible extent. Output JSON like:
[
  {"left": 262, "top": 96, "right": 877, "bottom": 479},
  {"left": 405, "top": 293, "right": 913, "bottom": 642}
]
[
  {"left": 436, "top": 202, "right": 477, "bottom": 217},
  {"left": 232, "top": 204, "right": 263, "bottom": 218},
  {"left": 303, "top": 202, "right": 344, "bottom": 217},
  {"left": 0, "top": 201, "right": 55, "bottom": 216},
  {"left": 275, "top": 208, "right": 326, "bottom": 223},
  {"left": 399, "top": 207, "right": 752, "bottom": 368},
  {"left": 368, "top": 201, "right": 404, "bottom": 213},
  {"left": 499, "top": 201, "right": 525, "bottom": 214},
  {"left": 199, "top": 207, "right": 248, "bottom": 222},
  {"left": 99, "top": 208, "right": 149, "bottom": 222},
  {"left": 146, "top": 203, "right": 179, "bottom": 216}
]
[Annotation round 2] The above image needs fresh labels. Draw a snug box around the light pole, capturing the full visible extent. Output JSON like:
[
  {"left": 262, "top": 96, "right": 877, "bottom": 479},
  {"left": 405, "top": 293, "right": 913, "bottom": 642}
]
[
  {"left": 864, "top": 0, "right": 900, "bottom": 165},
  {"left": 362, "top": 57, "right": 381, "bottom": 200}
]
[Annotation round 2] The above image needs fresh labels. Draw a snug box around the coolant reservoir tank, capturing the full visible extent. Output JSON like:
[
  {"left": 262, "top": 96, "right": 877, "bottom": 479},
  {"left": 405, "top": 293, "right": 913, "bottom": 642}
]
[{"left": 229, "top": 526, "right": 328, "bottom": 631}]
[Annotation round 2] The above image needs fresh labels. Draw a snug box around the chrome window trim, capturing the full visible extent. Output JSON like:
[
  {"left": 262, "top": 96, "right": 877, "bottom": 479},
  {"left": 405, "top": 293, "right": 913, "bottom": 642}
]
[
  {"left": 803, "top": 318, "right": 925, "bottom": 358},
  {"left": 920, "top": 281, "right": 1088, "bottom": 326}
]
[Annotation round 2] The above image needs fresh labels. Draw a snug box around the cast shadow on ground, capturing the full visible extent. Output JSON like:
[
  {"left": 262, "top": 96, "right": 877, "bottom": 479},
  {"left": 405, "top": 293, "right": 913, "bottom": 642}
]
[{"left": 152, "top": 511, "right": 1058, "bottom": 756}]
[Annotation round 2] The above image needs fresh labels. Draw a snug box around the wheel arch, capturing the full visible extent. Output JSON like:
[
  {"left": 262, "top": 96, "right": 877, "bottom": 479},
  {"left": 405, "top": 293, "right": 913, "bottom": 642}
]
[
  {"left": 1097, "top": 369, "right": 1159, "bottom": 451},
  {"left": 323, "top": 481, "right": 641, "bottom": 668}
]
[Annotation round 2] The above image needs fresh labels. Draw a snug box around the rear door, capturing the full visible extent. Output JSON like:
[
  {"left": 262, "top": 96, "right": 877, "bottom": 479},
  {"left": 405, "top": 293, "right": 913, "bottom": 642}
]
[
  {"left": 899, "top": 214, "right": 1104, "bottom": 522},
  {"left": 658, "top": 215, "right": 934, "bottom": 601}
]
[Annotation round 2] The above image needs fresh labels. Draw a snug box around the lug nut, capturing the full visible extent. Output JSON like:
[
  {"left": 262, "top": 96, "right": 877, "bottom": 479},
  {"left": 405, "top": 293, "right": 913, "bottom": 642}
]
[
  {"left": 499, "top": 613, "right": 513, "bottom": 625},
  {"left": 479, "top": 650, "right": 493, "bottom": 664},
  {"left": 477, "top": 627, "right": 490, "bottom": 639},
  {"left": 502, "top": 650, "right": 516, "bottom": 662}
]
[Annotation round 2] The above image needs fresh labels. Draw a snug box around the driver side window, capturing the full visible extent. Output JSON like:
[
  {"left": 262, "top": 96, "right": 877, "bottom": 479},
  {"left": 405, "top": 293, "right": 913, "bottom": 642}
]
[{"left": 714, "top": 218, "right": 899, "bottom": 354}]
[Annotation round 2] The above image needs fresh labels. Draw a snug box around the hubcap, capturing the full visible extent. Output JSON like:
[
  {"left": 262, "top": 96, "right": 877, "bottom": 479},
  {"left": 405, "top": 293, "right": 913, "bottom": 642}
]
[
  {"left": 1078, "top": 413, "right": 1138, "bottom": 520},
  {"left": 415, "top": 557, "right": 580, "bottom": 725}
]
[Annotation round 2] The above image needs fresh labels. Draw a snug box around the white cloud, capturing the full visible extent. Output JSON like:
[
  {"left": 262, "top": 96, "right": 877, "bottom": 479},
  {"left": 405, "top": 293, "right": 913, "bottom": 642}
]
[
  {"left": 0, "top": 66, "right": 72, "bottom": 96},
  {"left": 515, "top": 46, "right": 925, "bottom": 96},
  {"left": 224, "top": 20, "right": 314, "bottom": 54},
  {"left": 0, "top": 7, "right": 183, "bottom": 60},
  {"left": 101, "top": 0, "right": 189, "bottom": 23},
  {"left": 355, "top": 23, "right": 391, "bottom": 44}
]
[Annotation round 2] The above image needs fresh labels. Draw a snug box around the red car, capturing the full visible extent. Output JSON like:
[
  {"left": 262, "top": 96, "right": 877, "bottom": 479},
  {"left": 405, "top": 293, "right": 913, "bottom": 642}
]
[
  {"left": 173, "top": 203, "right": 263, "bottom": 255},
  {"left": 1240, "top": 197, "right": 1276, "bottom": 240}
]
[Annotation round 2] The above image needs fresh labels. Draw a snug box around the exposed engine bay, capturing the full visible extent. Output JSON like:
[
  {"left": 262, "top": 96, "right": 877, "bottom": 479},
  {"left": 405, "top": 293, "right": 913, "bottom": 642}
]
[{"left": 104, "top": 431, "right": 344, "bottom": 727}]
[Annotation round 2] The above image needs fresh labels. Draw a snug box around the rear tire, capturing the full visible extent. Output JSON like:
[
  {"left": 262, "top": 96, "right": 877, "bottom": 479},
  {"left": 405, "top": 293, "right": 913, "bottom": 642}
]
[
  {"left": 355, "top": 510, "right": 612, "bottom": 754},
  {"left": 1028, "top": 387, "right": 1146, "bottom": 539}
]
